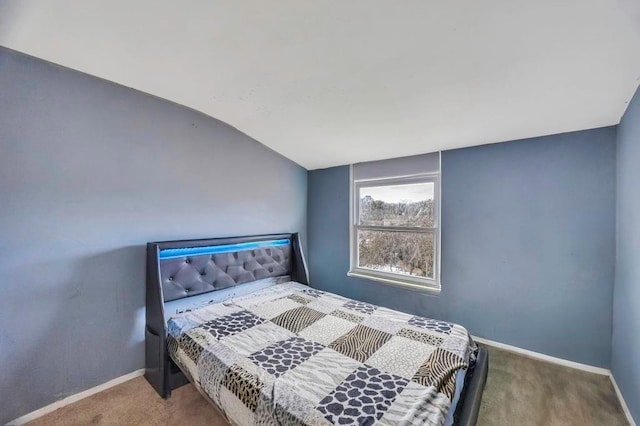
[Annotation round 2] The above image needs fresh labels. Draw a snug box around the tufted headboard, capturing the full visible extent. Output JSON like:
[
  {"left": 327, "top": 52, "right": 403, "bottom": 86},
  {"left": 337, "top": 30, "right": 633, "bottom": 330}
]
[
  {"left": 144, "top": 233, "right": 308, "bottom": 398},
  {"left": 158, "top": 239, "right": 292, "bottom": 302}
]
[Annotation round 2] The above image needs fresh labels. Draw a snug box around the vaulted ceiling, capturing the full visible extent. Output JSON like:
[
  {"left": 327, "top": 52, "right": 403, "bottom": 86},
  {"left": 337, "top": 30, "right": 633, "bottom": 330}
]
[{"left": 1, "top": 1, "right": 639, "bottom": 169}]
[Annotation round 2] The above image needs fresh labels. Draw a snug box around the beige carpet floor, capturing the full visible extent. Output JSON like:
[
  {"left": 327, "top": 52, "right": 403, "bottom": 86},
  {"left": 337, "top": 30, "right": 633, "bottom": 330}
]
[{"left": 28, "top": 344, "right": 629, "bottom": 426}]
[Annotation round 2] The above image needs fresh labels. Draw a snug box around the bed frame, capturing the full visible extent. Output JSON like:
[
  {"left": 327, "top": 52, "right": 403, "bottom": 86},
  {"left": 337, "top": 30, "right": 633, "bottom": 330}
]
[{"left": 145, "top": 232, "right": 488, "bottom": 426}]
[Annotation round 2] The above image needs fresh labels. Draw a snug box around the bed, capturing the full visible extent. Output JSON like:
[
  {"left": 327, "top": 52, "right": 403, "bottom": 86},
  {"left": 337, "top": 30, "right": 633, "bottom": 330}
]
[{"left": 145, "top": 233, "right": 488, "bottom": 426}]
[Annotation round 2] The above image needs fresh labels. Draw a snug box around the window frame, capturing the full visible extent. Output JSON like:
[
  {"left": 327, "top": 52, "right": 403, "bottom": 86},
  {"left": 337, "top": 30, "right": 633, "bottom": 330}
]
[{"left": 348, "top": 169, "right": 441, "bottom": 293}]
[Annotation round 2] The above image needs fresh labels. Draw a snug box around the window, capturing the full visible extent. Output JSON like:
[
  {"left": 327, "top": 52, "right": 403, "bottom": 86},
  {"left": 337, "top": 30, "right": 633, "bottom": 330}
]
[{"left": 349, "top": 166, "right": 441, "bottom": 292}]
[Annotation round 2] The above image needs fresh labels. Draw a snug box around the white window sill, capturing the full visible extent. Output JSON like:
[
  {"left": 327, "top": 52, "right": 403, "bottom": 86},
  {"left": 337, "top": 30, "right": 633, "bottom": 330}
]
[{"left": 347, "top": 270, "right": 441, "bottom": 295}]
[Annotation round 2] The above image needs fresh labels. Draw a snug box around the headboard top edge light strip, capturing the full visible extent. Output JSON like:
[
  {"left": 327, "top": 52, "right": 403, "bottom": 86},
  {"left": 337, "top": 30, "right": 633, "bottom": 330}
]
[
  {"left": 144, "top": 232, "right": 308, "bottom": 398},
  {"left": 158, "top": 238, "right": 291, "bottom": 260}
]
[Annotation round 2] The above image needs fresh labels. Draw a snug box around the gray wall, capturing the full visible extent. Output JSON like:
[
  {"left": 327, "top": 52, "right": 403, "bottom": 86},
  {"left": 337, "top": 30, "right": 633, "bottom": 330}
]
[
  {"left": 612, "top": 85, "right": 640, "bottom": 423},
  {"left": 308, "top": 127, "right": 616, "bottom": 368},
  {"left": 0, "top": 48, "right": 307, "bottom": 423}
]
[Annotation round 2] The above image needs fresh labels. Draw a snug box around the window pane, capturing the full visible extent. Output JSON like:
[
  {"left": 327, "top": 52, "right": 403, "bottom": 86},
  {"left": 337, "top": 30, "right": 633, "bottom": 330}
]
[
  {"left": 359, "top": 182, "right": 434, "bottom": 227},
  {"left": 358, "top": 230, "right": 434, "bottom": 279}
]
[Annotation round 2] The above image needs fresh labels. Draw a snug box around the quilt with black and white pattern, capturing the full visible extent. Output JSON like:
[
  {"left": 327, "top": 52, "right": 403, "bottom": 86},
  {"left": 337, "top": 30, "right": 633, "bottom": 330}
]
[{"left": 167, "top": 282, "right": 475, "bottom": 426}]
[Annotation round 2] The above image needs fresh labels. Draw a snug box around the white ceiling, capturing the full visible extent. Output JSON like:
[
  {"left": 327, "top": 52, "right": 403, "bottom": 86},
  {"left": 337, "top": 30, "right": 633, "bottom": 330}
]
[{"left": 1, "top": 1, "right": 639, "bottom": 170}]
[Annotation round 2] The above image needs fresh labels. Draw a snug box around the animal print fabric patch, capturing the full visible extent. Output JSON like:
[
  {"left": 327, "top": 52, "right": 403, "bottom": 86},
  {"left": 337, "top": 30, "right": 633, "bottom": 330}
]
[
  {"left": 361, "top": 315, "right": 405, "bottom": 334},
  {"left": 331, "top": 309, "right": 365, "bottom": 323},
  {"left": 378, "top": 381, "right": 451, "bottom": 426},
  {"left": 316, "top": 365, "right": 408, "bottom": 425},
  {"left": 407, "top": 316, "right": 453, "bottom": 334},
  {"left": 300, "top": 288, "right": 325, "bottom": 298},
  {"left": 271, "top": 306, "right": 325, "bottom": 333},
  {"left": 305, "top": 297, "right": 343, "bottom": 314},
  {"left": 298, "top": 315, "right": 358, "bottom": 346},
  {"left": 328, "top": 324, "right": 392, "bottom": 363},
  {"left": 343, "top": 300, "right": 377, "bottom": 315},
  {"left": 365, "top": 336, "right": 435, "bottom": 380},
  {"left": 200, "top": 310, "right": 265, "bottom": 340},
  {"left": 278, "top": 348, "right": 363, "bottom": 404},
  {"left": 397, "top": 328, "right": 445, "bottom": 346},
  {"left": 166, "top": 335, "right": 196, "bottom": 383},
  {"left": 223, "top": 364, "right": 265, "bottom": 411},
  {"left": 174, "top": 333, "right": 206, "bottom": 364},
  {"left": 249, "top": 297, "right": 301, "bottom": 320},
  {"left": 249, "top": 337, "right": 324, "bottom": 377},
  {"left": 412, "top": 348, "right": 467, "bottom": 400},
  {"left": 255, "top": 382, "right": 317, "bottom": 426},
  {"left": 220, "top": 321, "right": 295, "bottom": 357},
  {"left": 287, "top": 294, "right": 313, "bottom": 305}
]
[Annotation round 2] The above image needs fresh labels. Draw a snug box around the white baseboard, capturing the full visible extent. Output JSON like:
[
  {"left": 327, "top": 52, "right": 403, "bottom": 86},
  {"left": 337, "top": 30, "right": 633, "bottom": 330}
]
[
  {"left": 472, "top": 335, "right": 610, "bottom": 375},
  {"left": 609, "top": 374, "right": 637, "bottom": 426},
  {"left": 7, "top": 369, "right": 145, "bottom": 426}
]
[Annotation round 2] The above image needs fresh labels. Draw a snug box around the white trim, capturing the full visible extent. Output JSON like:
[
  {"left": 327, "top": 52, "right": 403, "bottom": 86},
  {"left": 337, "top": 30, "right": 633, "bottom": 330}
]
[
  {"left": 7, "top": 369, "right": 145, "bottom": 425},
  {"left": 610, "top": 373, "right": 637, "bottom": 426},
  {"left": 349, "top": 163, "right": 442, "bottom": 289},
  {"left": 436, "top": 151, "right": 442, "bottom": 287},
  {"left": 353, "top": 171, "right": 441, "bottom": 184},
  {"left": 472, "top": 336, "right": 610, "bottom": 375},
  {"left": 347, "top": 270, "right": 441, "bottom": 294},
  {"left": 349, "top": 163, "right": 355, "bottom": 272}
]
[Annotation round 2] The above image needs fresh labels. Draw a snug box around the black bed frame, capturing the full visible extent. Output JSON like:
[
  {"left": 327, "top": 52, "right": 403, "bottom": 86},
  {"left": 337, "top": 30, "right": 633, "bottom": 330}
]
[{"left": 145, "top": 232, "right": 488, "bottom": 426}]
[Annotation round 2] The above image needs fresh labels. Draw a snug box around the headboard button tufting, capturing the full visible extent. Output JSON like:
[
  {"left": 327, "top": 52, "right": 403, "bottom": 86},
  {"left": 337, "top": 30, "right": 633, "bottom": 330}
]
[{"left": 158, "top": 239, "right": 293, "bottom": 302}]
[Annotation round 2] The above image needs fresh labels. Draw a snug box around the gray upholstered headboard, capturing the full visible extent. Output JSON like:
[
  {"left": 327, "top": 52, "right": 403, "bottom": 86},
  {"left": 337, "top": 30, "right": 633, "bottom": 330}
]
[
  {"left": 158, "top": 239, "right": 291, "bottom": 302},
  {"left": 144, "top": 233, "right": 308, "bottom": 399}
]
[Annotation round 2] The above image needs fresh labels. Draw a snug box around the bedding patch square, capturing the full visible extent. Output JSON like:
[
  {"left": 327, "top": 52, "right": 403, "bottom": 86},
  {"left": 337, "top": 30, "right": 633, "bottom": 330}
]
[
  {"left": 374, "top": 307, "right": 414, "bottom": 323},
  {"left": 299, "top": 288, "right": 325, "bottom": 298},
  {"left": 328, "top": 324, "right": 392, "bottom": 363},
  {"left": 220, "top": 321, "right": 296, "bottom": 357},
  {"left": 331, "top": 309, "right": 365, "bottom": 324},
  {"left": 219, "top": 387, "right": 255, "bottom": 426},
  {"left": 222, "top": 363, "right": 265, "bottom": 411},
  {"left": 175, "top": 333, "right": 206, "bottom": 364},
  {"left": 279, "top": 347, "right": 363, "bottom": 404},
  {"left": 201, "top": 310, "right": 265, "bottom": 340},
  {"left": 298, "top": 315, "right": 358, "bottom": 346},
  {"left": 365, "top": 336, "right": 435, "bottom": 380},
  {"left": 407, "top": 316, "right": 454, "bottom": 335},
  {"left": 287, "top": 293, "right": 314, "bottom": 305},
  {"left": 271, "top": 306, "right": 326, "bottom": 333},
  {"left": 249, "top": 337, "right": 324, "bottom": 377},
  {"left": 249, "top": 297, "right": 301, "bottom": 320},
  {"left": 412, "top": 348, "right": 467, "bottom": 399},
  {"left": 316, "top": 365, "right": 408, "bottom": 425},
  {"left": 397, "top": 327, "right": 445, "bottom": 346},
  {"left": 255, "top": 383, "right": 318, "bottom": 425},
  {"left": 305, "top": 297, "right": 344, "bottom": 314},
  {"left": 343, "top": 300, "right": 377, "bottom": 315},
  {"left": 378, "top": 381, "right": 450, "bottom": 426},
  {"left": 361, "top": 315, "right": 405, "bottom": 334}
]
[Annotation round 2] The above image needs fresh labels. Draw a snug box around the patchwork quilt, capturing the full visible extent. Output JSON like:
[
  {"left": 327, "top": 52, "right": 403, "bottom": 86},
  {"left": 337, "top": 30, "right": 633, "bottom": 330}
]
[{"left": 167, "top": 282, "right": 476, "bottom": 426}]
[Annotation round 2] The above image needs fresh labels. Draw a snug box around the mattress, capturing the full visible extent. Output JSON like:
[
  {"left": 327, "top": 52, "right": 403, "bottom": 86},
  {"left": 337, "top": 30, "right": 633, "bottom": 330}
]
[{"left": 167, "top": 282, "right": 475, "bottom": 426}]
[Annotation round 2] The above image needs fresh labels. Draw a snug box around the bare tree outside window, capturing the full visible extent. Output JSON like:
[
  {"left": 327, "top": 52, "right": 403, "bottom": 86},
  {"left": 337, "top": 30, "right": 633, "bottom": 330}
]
[{"left": 352, "top": 177, "right": 439, "bottom": 289}]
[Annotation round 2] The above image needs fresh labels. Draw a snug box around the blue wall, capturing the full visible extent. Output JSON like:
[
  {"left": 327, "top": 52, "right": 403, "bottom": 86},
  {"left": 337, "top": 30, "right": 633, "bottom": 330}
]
[
  {"left": 308, "top": 127, "right": 616, "bottom": 368},
  {"left": 612, "top": 85, "right": 640, "bottom": 423},
  {"left": 0, "top": 48, "right": 307, "bottom": 423}
]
